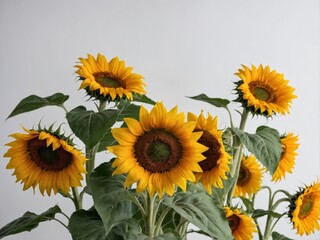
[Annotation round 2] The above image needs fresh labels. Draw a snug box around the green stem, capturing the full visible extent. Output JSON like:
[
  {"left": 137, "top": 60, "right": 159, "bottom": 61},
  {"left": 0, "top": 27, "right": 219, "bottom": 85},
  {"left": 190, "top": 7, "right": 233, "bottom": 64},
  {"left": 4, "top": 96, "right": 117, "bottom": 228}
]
[
  {"left": 155, "top": 207, "right": 171, "bottom": 236},
  {"left": 52, "top": 217, "right": 69, "bottom": 230},
  {"left": 145, "top": 194, "right": 157, "bottom": 238},
  {"left": 71, "top": 187, "right": 82, "bottom": 210},
  {"left": 226, "top": 108, "right": 249, "bottom": 205}
]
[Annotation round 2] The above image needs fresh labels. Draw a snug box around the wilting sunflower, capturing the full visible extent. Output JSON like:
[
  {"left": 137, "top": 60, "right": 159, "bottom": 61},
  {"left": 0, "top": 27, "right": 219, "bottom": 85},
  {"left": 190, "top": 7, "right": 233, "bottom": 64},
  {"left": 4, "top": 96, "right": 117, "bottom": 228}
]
[
  {"left": 187, "top": 112, "right": 231, "bottom": 194},
  {"left": 234, "top": 155, "right": 264, "bottom": 198},
  {"left": 234, "top": 64, "right": 297, "bottom": 116},
  {"left": 4, "top": 126, "right": 87, "bottom": 196},
  {"left": 272, "top": 133, "right": 299, "bottom": 182},
  {"left": 108, "top": 102, "right": 208, "bottom": 197},
  {"left": 75, "top": 53, "right": 146, "bottom": 101},
  {"left": 288, "top": 180, "right": 320, "bottom": 236},
  {"left": 224, "top": 206, "right": 256, "bottom": 240}
]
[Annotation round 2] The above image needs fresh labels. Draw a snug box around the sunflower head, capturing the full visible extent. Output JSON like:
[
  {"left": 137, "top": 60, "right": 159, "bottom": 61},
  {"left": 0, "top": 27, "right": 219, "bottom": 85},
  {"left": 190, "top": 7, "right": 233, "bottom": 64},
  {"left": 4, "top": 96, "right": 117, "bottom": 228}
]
[
  {"left": 234, "top": 64, "right": 297, "bottom": 116},
  {"left": 108, "top": 102, "right": 208, "bottom": 197},
  {"left": 234, "top": 155, "right": 264, "bottom": 198},
  {"left": 224, "top": 206, "right": 256, "bottom": 240},
  {"left": 187, "top": 112, "right": 231, "bottom": 194},
  {"left": 272, "top": 133, "right": 299, "bottom": 182},
  {"left": 288, "top": 180, "right": 320, "bottom": 236},
  {"left": 4, "top": 126, "right": 87, "bottom": 196},
  {"left": 75, "top": 53, "right": 146, "bottom": 102}
]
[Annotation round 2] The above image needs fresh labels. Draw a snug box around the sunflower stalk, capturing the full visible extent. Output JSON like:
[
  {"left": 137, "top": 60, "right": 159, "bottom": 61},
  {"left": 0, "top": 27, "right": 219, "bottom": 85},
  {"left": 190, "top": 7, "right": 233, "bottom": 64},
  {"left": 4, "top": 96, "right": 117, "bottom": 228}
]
[
  {"left": 71, "top": 187, "right": 82, "bottom": 210},
  {"left": 226, "top": 108, "right": 249, "bottom": 205},
  {"left": 144, "top": 193, "right": 158, "bottom": 238}
]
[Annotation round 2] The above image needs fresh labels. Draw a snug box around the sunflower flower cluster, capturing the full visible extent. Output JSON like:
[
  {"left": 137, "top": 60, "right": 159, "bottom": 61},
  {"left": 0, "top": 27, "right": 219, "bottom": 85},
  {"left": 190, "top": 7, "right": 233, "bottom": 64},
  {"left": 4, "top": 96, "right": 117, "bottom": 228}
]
[{"left": 1, "top": 53, "right": 319, "bottom": 240}]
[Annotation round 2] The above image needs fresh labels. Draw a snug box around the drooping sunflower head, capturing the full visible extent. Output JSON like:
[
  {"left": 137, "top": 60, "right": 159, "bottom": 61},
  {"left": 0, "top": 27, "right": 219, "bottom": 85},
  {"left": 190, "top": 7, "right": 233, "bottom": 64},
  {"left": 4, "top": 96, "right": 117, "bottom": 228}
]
[
  {"left": 4, "top": 126, "right": 87, "bottom": 196},
  {"left": 234, "top": 155, "right": 264, "bottom": 198},
  {"left": 75, "top": 53, "right": 146, "bottom": 102},
  {"left": 234, "top": 64, "right": 297, "bottom": 116},
  {"left": 272, "top": 133, "right": 299, "bottom": 182},
  {"left": 187, "top": 112, "right": 231, "bottom": 194},
  {"left": 107, "top": 102, "right": 208, "bottom": 197},
  {"left": 288, "top": 180, "right": 320, "bottom": 236},
  {"left": 224, "top": 206, "right": 256, "bottom": 240}
]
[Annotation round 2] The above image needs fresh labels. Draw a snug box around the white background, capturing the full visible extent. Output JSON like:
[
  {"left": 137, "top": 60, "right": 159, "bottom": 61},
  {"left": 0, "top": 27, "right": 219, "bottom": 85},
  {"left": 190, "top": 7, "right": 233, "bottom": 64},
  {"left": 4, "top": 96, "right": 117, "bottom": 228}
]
[{"left": 0, "top": 0, "right": 319, "bottom": 239}]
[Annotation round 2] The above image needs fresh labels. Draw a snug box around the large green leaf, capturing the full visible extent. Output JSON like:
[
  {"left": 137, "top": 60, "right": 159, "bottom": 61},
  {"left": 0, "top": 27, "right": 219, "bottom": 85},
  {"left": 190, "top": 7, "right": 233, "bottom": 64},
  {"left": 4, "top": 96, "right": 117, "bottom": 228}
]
[
  {"left": 117, "top": 103, "right": 141, "bottom": 121},
  {"left": 187, "top": 94, "right": 230, "bottom": 109},
  {"left": 97, "top": 129, "right": 116, "bottom": 152},
  {"left": 69, "top": 208, "right": 106, "bottom": 240},
  {"left": 0, "top": 205, "right": 61, "bottom": 239},
  {"left": 271, "top": 231, "right": 292, "bottom": 240},
  {"left": 233, "top": 126, "right": 282, "bottom": 175},
  {"left": 7, "top": 93, "right": 69, "bottom": 119},
  {"left": 163, "top": 192, "right": 233, "bottom": 240},
  {"left": 90, "top": 162, "right": 136, "bottom": 236},
  {"left": 66, "top": 106, "right": 119, "bottom": 149}
]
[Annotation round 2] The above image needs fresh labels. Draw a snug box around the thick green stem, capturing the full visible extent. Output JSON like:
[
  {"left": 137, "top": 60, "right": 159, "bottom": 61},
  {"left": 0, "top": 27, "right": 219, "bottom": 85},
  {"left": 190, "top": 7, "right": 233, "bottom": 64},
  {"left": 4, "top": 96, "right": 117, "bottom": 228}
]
[
  {"left": 226, "top": 108, "right": 249, "bottom": 205},
  {"left": 71, "top": 187, "right": 82, "bottom": 210},
  {"left": 145, "top": 194, "right": 157, "bottom": 238}
]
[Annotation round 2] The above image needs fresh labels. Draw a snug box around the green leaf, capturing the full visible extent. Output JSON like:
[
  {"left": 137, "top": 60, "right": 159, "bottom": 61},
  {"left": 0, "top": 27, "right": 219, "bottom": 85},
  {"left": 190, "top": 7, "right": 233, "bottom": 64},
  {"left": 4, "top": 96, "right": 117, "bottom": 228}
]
[
  {"left": 211, "top": 176, "right": 236, "bottom": 202},
  {"left": 90, "top": 162, "right": 136, "bottom": 236},
  {"left": 0, "top": 205, "right": 61, "bottom": 239},
  {"left": 187, "top": 94, "right": 230, "bottom": 109},
  {"left": 163, "top": 192, "right": 233, "bottom": 239},
  {"left": 97, "top": 129, "right": 116, "bottom": 152},
  {"left": 271, "top": 231, "right": 292, "bottom": 240},
  {"left": 252, "top": 209, "right": 282, "bottom": 219},
  {"left": 154, "top": 231, "right": 180, "bottom": 240},
  {"left": 117, "top": 103, "right": 141, "bottom": 121},
  {"left": 69, "top": 208, "right": 106, "bottom": 240},
  {"left": 239, "top": 197, "right": 254, "bottom": 214},
  {"left": 66, "top": 106, "right": 119, "bottom": 149},
  {"left": 7, "top": 93, "right": 69, "bottom": 119},
  {"left": 133, "top": 93, "right": 156, "bottom": 105},
  {"left": 233, "top": 126, "right": 282, "bottom": 174}
]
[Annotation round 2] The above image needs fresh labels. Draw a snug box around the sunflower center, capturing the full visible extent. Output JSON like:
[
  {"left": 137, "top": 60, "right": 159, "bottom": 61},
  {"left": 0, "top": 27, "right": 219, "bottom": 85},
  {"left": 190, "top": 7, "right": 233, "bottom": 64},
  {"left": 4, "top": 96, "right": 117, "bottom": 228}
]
[
  {"left": 134, "top": 129, "right": 182, "bottom": 173},
  {"left": 227, "top": 214, "right": 240, "bottom": 233},
  {"left": 249, "top": 81, "right": 274, "bottom": 102},
  {"left": 237, "top": 165, "right": 251, "bottom": 186},
  {"left": 298, "top": 194, "right": 314, "bottom": 219},
  {"left": 196, "top": 130, "right": 221, "bottom": 171},
  {"left": 94, "top": 72, "right": 124, "bottom": 88},
  {"left": 28, "top": 138, "right": 73, "bottom": 171}
]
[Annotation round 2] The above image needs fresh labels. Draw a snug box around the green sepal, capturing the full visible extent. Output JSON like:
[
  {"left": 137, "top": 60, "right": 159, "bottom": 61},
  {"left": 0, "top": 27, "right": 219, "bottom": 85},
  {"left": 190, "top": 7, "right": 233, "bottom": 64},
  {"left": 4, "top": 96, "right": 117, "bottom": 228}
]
[
  {"left": 187, "top": 94, "right": 230, "bottom": 109},
  {"left": 90, "top": 162, "right": 137, "bottom": 236},
  {"left": 69, "top": 207, "right": 106, "bottom": 240},
  {"left": 163, "top": 191, "right": 233, "bottom": 239},
  {"left": 7, "top": 93, "right": 69, "bottom": 119},
  {"left": 271, "top": 231, "right": 292, "bottom": 240},
  {"left": 233, "top": 126, "right": 282, "bottom": 175},
  {"left": 0, "top": 205, "right": 62, "bottom": 239},
  {"left": 66, "top": 106, "right": 119, "bottom": 150}
]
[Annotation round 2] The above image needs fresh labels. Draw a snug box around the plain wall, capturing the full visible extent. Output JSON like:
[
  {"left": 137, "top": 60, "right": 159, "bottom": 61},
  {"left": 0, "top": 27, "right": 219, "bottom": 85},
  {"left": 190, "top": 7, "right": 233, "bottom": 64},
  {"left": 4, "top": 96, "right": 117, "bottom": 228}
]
[{"left": 0, "top": 1, "right": 319, "bottom": 239}]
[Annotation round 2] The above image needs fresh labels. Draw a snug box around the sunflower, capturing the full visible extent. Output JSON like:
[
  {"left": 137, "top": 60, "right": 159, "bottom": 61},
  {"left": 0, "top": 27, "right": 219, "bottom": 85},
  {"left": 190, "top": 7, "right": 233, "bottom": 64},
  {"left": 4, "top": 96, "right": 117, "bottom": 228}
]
[
  {"left": 234, "top": 64, "right": 297, "bottom": 116},
  {"left": 234, "top": 155, "right": 264, "bottom": 198},
  {"left": 107, "top": 102, "right": 208, "bottom": 197},
  {"left": 224, "top": 206, "right": 256, "bottom": 240},
  {"left": 187, "top": 112, "right": 231, "bottom": 194},
  {"left": 4, "top": 126, "right": 87, "bottom": 196},
  {"left": 75, "top": 53, "right": 146, "bottom": 101},
  {"left": 288, "top": 180, "right": 320, "bottom": 236},
  {"left": 272, "top": 133, "right": 299, "bottom": 182}
]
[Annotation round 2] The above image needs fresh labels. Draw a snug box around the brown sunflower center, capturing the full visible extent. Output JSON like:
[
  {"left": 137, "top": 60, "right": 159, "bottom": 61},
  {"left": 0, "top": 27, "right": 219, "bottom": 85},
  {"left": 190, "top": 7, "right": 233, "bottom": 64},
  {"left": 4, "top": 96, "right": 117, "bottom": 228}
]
[
  {"left": 237, "top": 164, "right": 251, "bottom": 186},
  {"left": 249, "top": 81, "right": 275, "bottom": 102},
  {"left": 94, "top": 72, "right": 125, "bottom": 88},
  {"left": 227, "top": 214, "right": 240, "bottom": 233},
  {"left": 134, "top": 129, "right": 182, "bottom": 173},
  {"left": 298, "top": 194, "right": 314, "bottom": 219},
  {"left": 28, "top": 137, "right": 73, "bottom": 171},
  {"left": 196, "top": 130, "right": 221, "bottom": 171}
]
